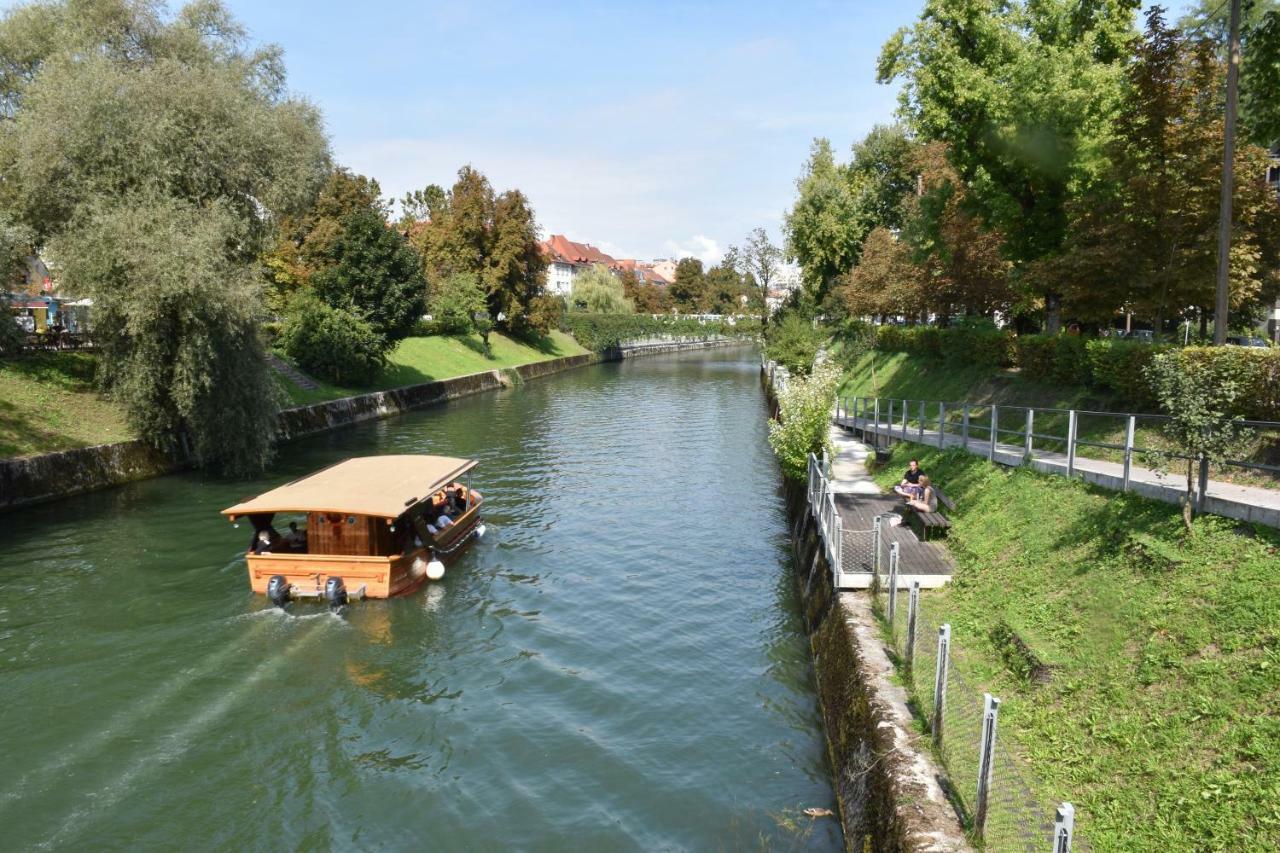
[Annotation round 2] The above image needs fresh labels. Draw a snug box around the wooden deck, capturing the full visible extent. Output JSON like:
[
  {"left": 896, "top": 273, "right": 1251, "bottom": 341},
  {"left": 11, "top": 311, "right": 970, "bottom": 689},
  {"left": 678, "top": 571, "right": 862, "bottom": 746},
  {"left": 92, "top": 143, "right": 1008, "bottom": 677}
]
[{"left": 836, "top": 493, "right": 955, "bottom": 577}]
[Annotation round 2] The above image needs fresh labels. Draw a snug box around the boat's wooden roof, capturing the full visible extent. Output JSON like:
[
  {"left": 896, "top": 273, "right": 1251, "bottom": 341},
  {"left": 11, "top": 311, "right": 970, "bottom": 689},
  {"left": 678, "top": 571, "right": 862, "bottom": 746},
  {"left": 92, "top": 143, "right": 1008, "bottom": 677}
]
[{"left": 221, "top": 455, "right": 476, "bottom": 520}]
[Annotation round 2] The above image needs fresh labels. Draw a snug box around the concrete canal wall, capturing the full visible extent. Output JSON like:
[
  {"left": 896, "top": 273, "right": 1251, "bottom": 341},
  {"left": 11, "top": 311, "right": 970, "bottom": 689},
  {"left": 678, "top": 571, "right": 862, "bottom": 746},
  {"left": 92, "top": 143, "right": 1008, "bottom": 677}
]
[
  {"left": 0, "top": 338, "right": 750, "bottom": 513},
  {"left": 764, "top": 361, "right": 970, "bottom": 853}
]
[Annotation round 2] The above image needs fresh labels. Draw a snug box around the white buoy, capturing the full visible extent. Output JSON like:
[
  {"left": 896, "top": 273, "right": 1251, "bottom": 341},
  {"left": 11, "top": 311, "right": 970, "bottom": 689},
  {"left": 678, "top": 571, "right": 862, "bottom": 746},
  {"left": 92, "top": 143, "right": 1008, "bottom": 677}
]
[
  {"left": 426, "top": 559, "right": 446, "bottom": 580},
  {"left": 411, "top": 556, "right": 428, "bottom": 578},
  {"left": 475, "top": 524, "right": 486, "bottom": 539}
]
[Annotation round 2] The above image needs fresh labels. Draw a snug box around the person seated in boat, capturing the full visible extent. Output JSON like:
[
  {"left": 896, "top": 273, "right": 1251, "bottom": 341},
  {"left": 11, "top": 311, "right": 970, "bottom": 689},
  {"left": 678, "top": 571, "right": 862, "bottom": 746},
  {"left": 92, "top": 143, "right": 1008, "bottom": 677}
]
[
  {"left": 446, "top": 483, "right": 470, "bottom": 515},
  {"left": 426, "top": 511, "right": 453, "bottom": 536},
  {"left": 281, "top": 521, "right": 307, "bottom": 551},
  {"left": 251, "top": 528, "right": 278, "bottom": 554},
  {"left": 893, "top": 459, "right": 925, "bottom": 501},
  {"left": 906, "top": 475, "right": 938, "bottom": 514}
]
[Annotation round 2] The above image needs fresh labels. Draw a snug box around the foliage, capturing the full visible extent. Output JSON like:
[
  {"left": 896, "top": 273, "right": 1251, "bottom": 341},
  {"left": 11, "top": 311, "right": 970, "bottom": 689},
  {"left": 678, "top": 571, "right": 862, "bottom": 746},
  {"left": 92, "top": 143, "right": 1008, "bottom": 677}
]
[
  {"left": 53, "top": 194, "right": 281, "bottom": 475},
  {"left": 559, "top": 313, "right": 752, "bottom": 352},
  {"left": 406, "top": 166, "right": 547, "bottom": 333},
  {"left": 1180, "top": 0, "right": 1280, "bottom": 146},
  {"left": 1084, "top": 339, "right": 1164, "bottom": 409},
  {"left": 875, "top": 324, "right": 1013, "bottom": 368},
  {"left": 869, "top": 442, "right": 1280, "bottom": 851},
  {"left": 623, "top": 276, "right": 670, "bottom": 313},
  {"left": 279, "top": 293, "right": 386, "bottom": 386},
  {"left": 0, "top": 310, "right": 24, "bottom": 355},
  {"left": 784, "top": 138, "right": 874, "bottom": 303},
  {"left": 1145, "top": 351, "right": 1256, "bottom": 529},
  {"left": 1045, "top": 10, "right": 1280, "bottom": 330},
  {"left": 879, "top": 0, "right": 1138, "bottom": 331},
  {"left": 768, "top": 360, "right": 840, "bottom": 480},
  {"left": 1012, "top": 334, "right": 1090, "bottom": 385},
  {"left": 569, "top": 264, "right": 634, "bottom": 313},
  {"left": 703, "top": 251, "right": 749, "bottom": 315},
  {"left": 737, "top": 227, "right": 782, "bottom": 325},
  {"left": 428, "top": 272, "right": 487, "bottom": 334},
  {"left": 309, "top": 205, "right": 425, "bottom": 344},
  {"left": 0, "top": 0, "right": 329, "bottom": 474},
  {"left": 524, "top": 294, "right": 564, "bottom": 337},
  {"left": 764, "top": 312, "right": 823, "bottom": 376},
  {"left": 669, "top": 257, "right": 706, "bottom": 311},
  {"left": 847, "top": 123, "right": 918, "bottom": 232}
]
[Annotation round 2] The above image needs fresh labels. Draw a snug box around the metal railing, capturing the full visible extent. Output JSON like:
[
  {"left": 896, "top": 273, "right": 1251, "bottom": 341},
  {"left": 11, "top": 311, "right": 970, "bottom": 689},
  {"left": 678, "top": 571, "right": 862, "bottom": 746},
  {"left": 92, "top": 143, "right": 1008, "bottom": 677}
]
[
  {"left": 806, "top": 452, "right": 843, "bottom": 582},
  {"left": 836, "top": 395, "right": 1280, "bottom": 508}
]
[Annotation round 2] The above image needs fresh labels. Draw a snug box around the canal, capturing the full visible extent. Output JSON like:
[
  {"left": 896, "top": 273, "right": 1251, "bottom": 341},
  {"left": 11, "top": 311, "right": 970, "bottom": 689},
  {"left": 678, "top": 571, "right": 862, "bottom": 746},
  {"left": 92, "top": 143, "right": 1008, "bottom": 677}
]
[{"left": 0, "top": 348, "right": 841, "bottom": 850}]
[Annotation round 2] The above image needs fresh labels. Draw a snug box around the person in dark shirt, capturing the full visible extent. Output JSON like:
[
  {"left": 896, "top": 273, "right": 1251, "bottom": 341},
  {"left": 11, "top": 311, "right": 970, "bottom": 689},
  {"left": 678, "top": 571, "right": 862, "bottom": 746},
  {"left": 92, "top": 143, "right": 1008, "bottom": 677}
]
[{"left": 893, "top": 459, "right": 924, "bottom": 500}]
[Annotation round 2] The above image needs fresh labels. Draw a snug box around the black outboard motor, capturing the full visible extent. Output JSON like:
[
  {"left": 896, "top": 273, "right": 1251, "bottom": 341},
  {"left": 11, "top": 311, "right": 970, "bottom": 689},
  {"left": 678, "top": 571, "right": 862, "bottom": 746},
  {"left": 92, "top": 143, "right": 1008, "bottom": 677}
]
[
  {"left": 324, "top": 576, "right": 348, "bottom": 608},
  {"left": 266, "top": 575, "right": 291, "bottom": 608}
]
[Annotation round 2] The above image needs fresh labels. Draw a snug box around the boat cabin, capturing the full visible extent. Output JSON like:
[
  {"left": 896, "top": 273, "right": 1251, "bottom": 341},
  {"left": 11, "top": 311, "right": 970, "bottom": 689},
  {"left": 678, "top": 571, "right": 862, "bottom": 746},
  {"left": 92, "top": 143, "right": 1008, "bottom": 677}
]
[{"left": 221, "top": 455, "right": 483, "bottom": 603}]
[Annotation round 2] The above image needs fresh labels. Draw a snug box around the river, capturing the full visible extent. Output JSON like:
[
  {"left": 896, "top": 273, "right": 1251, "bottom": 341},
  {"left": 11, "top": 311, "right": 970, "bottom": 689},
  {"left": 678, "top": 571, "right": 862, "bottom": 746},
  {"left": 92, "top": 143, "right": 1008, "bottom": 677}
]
[{"left": 0, "top": 347, "right": 841, "bottom": 851}]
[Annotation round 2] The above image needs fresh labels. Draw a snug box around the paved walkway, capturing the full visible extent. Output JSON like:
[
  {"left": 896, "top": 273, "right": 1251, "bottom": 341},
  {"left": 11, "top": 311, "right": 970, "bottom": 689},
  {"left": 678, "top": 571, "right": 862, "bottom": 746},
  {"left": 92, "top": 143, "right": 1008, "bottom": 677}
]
[
  {"left": 840, "top": 415, "right": 1280, "bottom": 529},
  {"left": 827, "top": 424, "right": 954, "bottom": 589}
]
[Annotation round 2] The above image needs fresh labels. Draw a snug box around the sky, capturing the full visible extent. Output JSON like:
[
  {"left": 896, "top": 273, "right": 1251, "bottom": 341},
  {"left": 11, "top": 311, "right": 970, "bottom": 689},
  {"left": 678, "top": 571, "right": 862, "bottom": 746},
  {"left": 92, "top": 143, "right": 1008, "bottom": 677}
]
[{"left": 216, "top": 0, "right": 927, "bottom": 265}]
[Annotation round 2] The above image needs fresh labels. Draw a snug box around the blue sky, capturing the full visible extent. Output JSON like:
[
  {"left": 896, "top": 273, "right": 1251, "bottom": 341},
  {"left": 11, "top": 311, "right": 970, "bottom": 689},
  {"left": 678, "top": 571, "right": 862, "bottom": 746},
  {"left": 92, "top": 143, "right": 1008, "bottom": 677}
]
[{"left": 219, "top": 0, "right": 926, "bottom": 263}]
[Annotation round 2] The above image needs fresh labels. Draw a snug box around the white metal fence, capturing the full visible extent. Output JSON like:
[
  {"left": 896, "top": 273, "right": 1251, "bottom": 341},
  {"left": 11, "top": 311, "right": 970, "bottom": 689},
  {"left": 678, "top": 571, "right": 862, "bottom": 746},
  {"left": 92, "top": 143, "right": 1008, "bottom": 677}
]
[{"left": 806, "top": 452, "right": 843, "bottom": 585}]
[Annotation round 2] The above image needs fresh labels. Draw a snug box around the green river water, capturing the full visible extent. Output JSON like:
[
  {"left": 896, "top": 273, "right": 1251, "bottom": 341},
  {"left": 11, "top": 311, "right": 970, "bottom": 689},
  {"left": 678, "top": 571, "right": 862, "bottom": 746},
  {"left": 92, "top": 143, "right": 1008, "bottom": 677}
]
[{"left": 0, "top": 348, "right": 841, "bottom": 851}]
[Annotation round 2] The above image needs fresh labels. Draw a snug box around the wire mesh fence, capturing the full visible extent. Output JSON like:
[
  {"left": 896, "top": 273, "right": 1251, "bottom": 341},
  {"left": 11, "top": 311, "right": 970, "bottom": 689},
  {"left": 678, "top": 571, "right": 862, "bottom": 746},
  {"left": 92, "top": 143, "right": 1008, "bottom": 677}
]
[{"left": 868, "top": 562, "right": 1081, "bottom": 851}]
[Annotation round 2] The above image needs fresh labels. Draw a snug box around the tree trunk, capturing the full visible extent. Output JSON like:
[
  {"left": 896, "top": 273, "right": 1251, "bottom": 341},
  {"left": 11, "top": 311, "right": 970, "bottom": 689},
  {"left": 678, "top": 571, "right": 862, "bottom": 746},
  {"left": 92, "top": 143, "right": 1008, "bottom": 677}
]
[{"left": 1045, "top": 292, "right": 1062, "bottom": 335}]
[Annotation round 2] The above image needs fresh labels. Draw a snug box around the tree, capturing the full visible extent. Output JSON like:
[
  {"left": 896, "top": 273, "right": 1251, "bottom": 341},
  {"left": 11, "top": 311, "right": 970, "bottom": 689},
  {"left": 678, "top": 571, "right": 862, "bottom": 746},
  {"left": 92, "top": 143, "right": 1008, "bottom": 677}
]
[
  {"left": 879, "top": 0, "right": 1137, "bottom": 333},
  {"left": 0, "top": 0, "right": 329, "bottom": 473},
  {"left": 784, "top": 138, "right": 873, "bottom": 303},
  {"left": 669, "top": 257, "right": 706, "bottom": 311},
  {"left": 840, "top": 227, "right": 926, "bottom": 319},
  {"left": 429, "top": 272, "right": 487, "bottom": 334},
  {"left": 848, "top": 123, "right": 918, "bottom": 232},
  {"left": 569, "top": 264, "right": 634, "bottom": 313},
  {"left": 1047, "top": 10, "right": 1280, "bottom": 332},
  {"left": 309, "top": 205, "right": 424, "bottom": 345},
  {"left": 623, "top": 275, "right": 669, "bottom": 314},
  {"left": 703, "top": 253, "right": 746, "bottom": 315},
  {"left": 768, "top": 360, "right": 841, "bottom": 480},
  {"left": 1145, "top": 351, "right": 1255, "bottom": 532},
  {"left": 279, "top": 293, "right": 386, "bottom": 385},
  {"left": 1180, "top": 0, "right": 1280, "bottom": 145},
  {"left": 408, "top": 166, "right": 549, "bottom": 333},
  {"left": 737, "top": 228, "right": 781, "bottom": 326}
]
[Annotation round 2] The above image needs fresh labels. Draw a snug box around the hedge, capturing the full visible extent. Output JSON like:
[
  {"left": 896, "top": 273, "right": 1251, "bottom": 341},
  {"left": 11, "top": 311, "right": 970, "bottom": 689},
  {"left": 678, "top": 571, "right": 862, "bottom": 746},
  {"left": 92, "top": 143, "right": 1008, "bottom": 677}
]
[
  {"left": 873, "top": 326, "right": 1279, "bottom": 418},
  {"left": 560, "top": 313, "right": 758, "bottom": 351}
]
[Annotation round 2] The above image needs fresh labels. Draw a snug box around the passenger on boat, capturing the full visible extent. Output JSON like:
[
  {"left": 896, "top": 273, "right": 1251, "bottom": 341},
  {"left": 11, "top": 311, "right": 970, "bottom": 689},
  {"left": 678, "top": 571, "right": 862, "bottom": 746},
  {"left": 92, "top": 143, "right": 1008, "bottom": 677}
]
[
  {"left": 446, "top": 483, "right": 468, "bottom": 514},
  {"left": 427, "top": 512, "right": 453, "bottom": 536},
  {"left": 282, "top": 521, "right": 307, "bottom": 551},
  {"left": 251, "top": 529, "right": 276, "bottom": 554}
]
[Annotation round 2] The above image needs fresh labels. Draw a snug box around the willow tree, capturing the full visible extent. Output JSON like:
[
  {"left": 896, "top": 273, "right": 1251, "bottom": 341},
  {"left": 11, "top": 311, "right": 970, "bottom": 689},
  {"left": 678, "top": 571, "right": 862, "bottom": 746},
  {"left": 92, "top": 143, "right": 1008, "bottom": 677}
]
[{"left": 0, "top": 0, "right": 329, "bottom": 474}]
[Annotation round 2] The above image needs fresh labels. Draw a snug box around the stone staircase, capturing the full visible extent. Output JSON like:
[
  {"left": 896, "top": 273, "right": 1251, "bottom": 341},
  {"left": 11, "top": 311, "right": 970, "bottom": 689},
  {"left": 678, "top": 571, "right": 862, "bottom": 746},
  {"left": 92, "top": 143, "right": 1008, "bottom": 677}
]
[{"left": 268, "top": 354, "right": 320, "bottom": 392}]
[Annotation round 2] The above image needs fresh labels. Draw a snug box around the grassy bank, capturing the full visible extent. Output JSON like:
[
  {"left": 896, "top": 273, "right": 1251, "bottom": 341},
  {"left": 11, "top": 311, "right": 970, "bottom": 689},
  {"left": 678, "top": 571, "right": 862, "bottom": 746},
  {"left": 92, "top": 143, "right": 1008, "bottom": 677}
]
[
  {"left": 0, "top": 352, "right": 132, "bottom": 456},
  {"left": 870, "top": 442, "right": 1280, "bottom": 851},
  {"left": 2, "top": 331, "right": 588, "bottom": 458},
  {"left": 276, "top": 330, "right": 587, "bottom": 405}
]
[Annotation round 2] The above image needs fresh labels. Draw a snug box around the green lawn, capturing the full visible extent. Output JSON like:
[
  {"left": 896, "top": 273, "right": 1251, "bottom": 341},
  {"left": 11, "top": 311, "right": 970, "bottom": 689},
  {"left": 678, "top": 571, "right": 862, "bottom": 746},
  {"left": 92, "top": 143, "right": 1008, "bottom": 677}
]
[
  {"left": 0, "top": 352, "right": 133, "bottom": 457},
  {"left": 869, "top": 443, "right": 1280, "bottom": 851},
  {"left": 277, "top": 330, "right": 588, "bottom": 406}
]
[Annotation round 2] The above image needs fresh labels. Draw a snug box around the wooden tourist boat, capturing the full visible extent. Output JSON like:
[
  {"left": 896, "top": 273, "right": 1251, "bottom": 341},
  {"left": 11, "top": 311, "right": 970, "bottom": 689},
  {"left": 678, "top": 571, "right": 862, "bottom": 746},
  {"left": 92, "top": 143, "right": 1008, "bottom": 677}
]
[{"left": 221, "top": 455, "right": 484, "bottom": 605}]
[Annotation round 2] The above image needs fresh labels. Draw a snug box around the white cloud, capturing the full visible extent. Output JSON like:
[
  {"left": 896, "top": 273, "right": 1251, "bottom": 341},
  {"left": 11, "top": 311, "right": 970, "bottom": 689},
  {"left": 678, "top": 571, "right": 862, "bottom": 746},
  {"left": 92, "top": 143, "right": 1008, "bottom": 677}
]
[{"left": 662, "top": 235, "right": 722, "bottom": 266}]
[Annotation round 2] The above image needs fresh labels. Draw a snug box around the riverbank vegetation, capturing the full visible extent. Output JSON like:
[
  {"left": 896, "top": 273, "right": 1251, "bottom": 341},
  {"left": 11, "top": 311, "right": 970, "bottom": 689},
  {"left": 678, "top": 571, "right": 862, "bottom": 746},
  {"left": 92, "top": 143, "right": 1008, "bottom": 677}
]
[
  {"left": 869, "top": 442, "right": 1280, "bottom": 850},
  {"left": 0, "top": 352, "right": 131, "bottom": 457},
  {"left": 559, "top": 313, "right": 758, "bottom": 352}
]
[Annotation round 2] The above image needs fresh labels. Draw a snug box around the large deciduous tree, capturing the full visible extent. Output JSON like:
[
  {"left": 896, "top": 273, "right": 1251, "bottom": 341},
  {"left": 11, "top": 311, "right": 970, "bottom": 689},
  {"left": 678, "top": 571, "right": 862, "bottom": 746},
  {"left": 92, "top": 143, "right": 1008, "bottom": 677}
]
[
  {"left": 1, "top": 0, "right": 329, "bottom": 474},
  {"left": 408, "top": 166, "right": 551, "bottom": 335},
  {"left": 1180, "top": 0, "right": 1280, "bottom": 146},
  {"left": 784, "top": 138, "right": 872, "bottom": 303},
  {"left": 737, "top": 227, "right": 781, "bottom": 326},
  {"left": 669, "top": 257, "right": 707, "bottom": 311},
  {"left": 878, "top": 0, "right": 1138, "bottom": 333}
]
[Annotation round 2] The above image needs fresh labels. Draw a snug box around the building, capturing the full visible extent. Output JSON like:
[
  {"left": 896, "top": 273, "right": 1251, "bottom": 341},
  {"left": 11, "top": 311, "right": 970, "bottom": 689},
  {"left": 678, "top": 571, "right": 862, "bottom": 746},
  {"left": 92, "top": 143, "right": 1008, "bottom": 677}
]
[
  {"left": 1268, "top": 144, "right": 1280, "bottom": 197},
  {"left": 540, "top": 234, "right": 619, "bottom": 296},
  {"left": 650, "top": 259, "right": 678, "bottom": 283}
]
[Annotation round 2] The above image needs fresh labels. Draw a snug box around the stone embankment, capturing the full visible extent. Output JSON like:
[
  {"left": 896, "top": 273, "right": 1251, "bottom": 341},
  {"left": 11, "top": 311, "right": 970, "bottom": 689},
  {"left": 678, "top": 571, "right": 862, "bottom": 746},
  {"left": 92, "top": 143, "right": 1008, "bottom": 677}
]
[
  {"left": 763, "top": 358, "right": 970, "bottom": 853},
  {"left": 0, "top": 338, "right": 748, "bottom": 513}
]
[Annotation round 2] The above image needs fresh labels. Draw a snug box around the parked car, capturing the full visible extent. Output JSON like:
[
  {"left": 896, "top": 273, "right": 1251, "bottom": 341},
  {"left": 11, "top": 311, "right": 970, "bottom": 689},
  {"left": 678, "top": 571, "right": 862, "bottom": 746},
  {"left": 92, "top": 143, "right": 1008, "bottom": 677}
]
[
  {"left": 1124, "top": 329, "right": 1155, "bottom": 343},
  {"left": 1225, "top": 336, "right": 1271, "bottom": 348}
]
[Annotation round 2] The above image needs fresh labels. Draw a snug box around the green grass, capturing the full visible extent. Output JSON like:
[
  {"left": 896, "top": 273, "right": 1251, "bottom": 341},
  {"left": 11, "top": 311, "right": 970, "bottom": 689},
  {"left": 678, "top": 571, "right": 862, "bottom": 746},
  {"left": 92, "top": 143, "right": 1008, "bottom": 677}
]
[
  {"left": 278, "top": 330, "right": 588, "bottom": 406},
  {"left": 0, "top": 352, "right": 133, "bottom": 457},
  {"left": 837, "top": 348, "right": 1280, "bottom": 488},
  {"left": 870, "top": 442, "right": 1280, "bottom": 851}
]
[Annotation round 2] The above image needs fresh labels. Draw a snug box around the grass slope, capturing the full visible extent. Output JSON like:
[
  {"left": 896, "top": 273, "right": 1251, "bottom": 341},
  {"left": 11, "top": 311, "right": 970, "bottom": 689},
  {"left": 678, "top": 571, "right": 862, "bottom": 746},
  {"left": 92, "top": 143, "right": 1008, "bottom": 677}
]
[
  {"left": 278, "top": 330, "right": 587, "bottom": 406},
  {"left": 0, "top": 352, "right": 132, "bottom": 457},
  {"left": 872, "top": 443, "right": 1280, "bottom": 851}
]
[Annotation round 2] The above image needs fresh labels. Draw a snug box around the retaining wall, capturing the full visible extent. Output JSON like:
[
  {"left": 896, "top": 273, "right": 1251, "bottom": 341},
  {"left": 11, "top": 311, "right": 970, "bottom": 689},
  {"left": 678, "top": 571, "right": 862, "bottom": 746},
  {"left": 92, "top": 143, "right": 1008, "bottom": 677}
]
[
  {"left": 0, "top": 339, "right": 750, "bottom": 513},
  {"left": 765, "top": 363, "right": 970, "bottom": 852}
]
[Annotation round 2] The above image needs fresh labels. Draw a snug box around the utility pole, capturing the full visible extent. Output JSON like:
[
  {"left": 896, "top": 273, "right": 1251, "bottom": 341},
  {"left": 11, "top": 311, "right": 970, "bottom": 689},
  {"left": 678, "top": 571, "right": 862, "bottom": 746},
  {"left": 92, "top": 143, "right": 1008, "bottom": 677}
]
[{"left": 1213, "top": 0, "right": 1242, "bottom": 346}]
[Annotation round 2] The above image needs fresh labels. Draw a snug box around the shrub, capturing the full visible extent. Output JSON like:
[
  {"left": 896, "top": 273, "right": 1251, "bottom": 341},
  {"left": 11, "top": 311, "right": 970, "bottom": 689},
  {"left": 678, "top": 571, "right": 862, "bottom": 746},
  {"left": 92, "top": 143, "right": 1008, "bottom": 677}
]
[
  {"left": 1173, "top": 346, "right": 1280, "bottom": 420},
  {"left": 876, "top": 324, "right": 1009, "bottom": 365},
  {"left": 1, "top": 313, "right": 25, "bottom": 356},
  {"left": 428, "top": 272, "right": 486, "bottom": 335},
  {"left": 560, "top": 313, "right": 751, "bottom": 351},
  {"left": 765, "top": 313, "right": 823, "bottom": 375},
  {"left": 1013, "top": 334, "right": 1090, "bottom": 384},
  {"left": 1085, "top": 340, "right": 1165, "bottom": 409},
  {"left": 769, "top": 360, "right": 841, "bottom": 480},
  {"left": 279, "top": 295, "right": 387, "bottom": 386}
]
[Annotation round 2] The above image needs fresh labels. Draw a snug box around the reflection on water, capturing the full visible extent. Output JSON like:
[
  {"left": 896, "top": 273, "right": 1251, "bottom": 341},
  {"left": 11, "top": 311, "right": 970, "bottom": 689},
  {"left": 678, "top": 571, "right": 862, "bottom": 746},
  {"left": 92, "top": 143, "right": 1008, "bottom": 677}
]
[{"left": 0, "top": 349, "right": 840, "bottom": 850}]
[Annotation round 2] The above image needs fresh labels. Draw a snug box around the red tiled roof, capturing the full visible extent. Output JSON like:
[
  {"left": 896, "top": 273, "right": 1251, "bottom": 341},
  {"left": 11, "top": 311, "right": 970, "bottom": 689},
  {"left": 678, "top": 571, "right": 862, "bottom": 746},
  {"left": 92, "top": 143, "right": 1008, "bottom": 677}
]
[{"left": 541, "top": 234, "right": 616, "bottom": 266}]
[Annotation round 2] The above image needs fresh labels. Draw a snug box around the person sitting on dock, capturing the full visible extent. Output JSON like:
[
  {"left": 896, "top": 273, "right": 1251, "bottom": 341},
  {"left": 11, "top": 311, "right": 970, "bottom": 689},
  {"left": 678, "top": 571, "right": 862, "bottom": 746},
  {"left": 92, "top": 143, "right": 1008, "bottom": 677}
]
[
  {"left": 905, "top": 475, "right": 938, "bottom": 514},
  {"left": 893, "top": 459, "right": 924, "bottom": 501}
]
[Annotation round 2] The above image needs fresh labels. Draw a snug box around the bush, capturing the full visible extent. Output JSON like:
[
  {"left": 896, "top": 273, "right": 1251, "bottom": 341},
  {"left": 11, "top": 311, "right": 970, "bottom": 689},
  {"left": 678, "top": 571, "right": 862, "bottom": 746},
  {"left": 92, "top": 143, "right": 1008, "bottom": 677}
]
[
  {"left": 875, "top": 324, "right": 1010, "bottom": 366},
  {"left": 764, "top": 313, "right": 823, "bottom": 375},
  {"left": 1, "top": 313, "right": 25, "bottom": 356},
  {"left": 428, "top": 272, "right": 486, "bottom": 335},
  {"left": 279, "top": 295, "right": 387, "bottom": 386},
  {"left": 560, "top": 313, "right": 751, "bottom": 351},
  {"left": 769, "top": 361, "right": 841, "bottom": 480},
  {"left": 1013, "top": 334, "right": 1089, "bottom": 384},
  {"left": 1172, "top": 346, "right": 1280, "bottom": 420},
  {"left": 1085, "top": 340, "right": 1164, "bottom": 409}
]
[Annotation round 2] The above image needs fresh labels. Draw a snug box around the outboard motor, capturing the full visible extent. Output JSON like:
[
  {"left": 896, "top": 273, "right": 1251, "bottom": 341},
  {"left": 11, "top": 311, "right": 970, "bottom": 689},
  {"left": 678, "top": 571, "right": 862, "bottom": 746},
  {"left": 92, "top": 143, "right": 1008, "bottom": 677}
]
[
  {"left": 324, "top": 576, "right": 348, "bottom": 608},
  {"left": 266, "top": 575, "right": 292, "bottom": 608}
]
